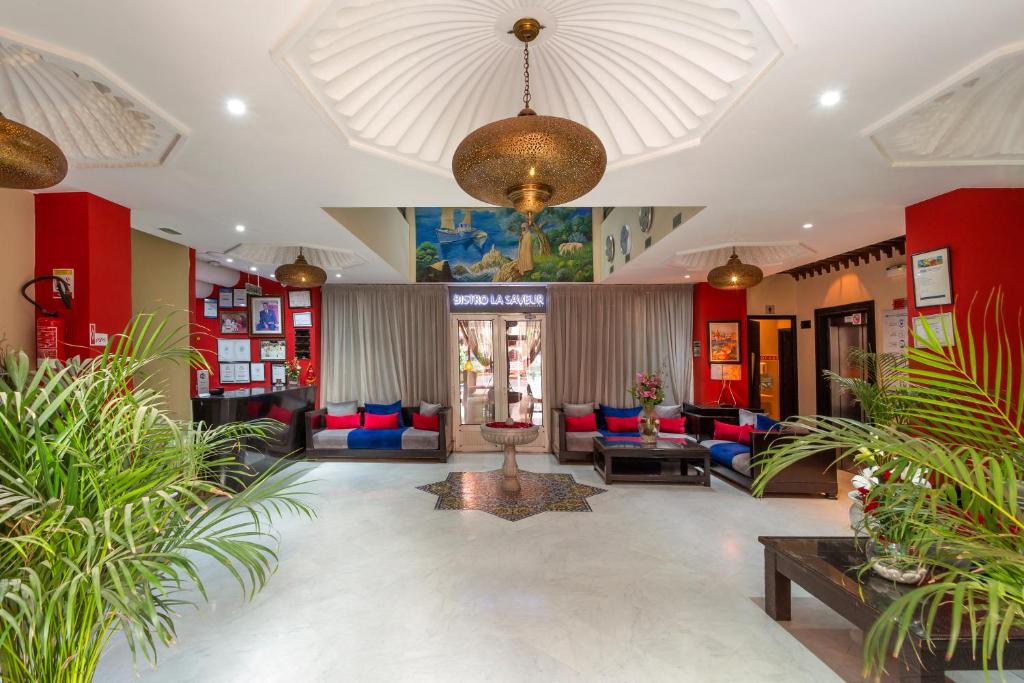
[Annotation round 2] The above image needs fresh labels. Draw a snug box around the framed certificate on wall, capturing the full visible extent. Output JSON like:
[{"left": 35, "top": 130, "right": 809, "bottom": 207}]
[{"left": 911, "top": 246, "right": 952, "bottom": 308}]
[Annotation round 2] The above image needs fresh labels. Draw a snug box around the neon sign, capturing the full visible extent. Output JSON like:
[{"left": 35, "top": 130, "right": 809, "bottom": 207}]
[{"left": 448, "top": 286, "right": 547, "bottom": 313}]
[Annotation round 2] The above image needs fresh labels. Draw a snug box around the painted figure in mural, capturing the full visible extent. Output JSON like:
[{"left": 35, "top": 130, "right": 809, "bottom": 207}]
[{"left": 516, "top": 220, "right": 534, "bottom": 274}]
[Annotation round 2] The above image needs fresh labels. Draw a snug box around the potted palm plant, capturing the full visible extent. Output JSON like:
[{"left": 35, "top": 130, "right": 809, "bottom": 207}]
[
  {"left": 754, "top": 292, "right": 1024, "bottom": 678},
  {"left": 0, "top": 314, "right": 314, "bottom": 682}
]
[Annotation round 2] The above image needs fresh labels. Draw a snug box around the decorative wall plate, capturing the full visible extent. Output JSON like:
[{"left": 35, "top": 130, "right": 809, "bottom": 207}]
[
  {"left": 605, "top": 235, "right": 616, "bottom": 263},
  {"left": 620, "top": 225, "right": 631, "bottom": 256},
  {"left": 639, "top": 207, "right": 654, "bottom": 233}
]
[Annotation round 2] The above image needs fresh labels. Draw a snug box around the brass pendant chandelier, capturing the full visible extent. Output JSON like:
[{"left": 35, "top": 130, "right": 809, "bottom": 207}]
[
  {"left": 707, "top": 248, "right": 764, "bottom": 290},
  {"left": 0, "top": 112, "right": 68, "bottom": 189},
  {"left": 452, "top": 18, "right": 606, "bottom": 225},
  {"left": 275, "top": 248, "right": 327, "bottom": 288}
]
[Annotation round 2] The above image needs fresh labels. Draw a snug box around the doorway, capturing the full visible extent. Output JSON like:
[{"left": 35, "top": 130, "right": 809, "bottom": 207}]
[
  {"left": 450, "top": 313, "right": 547, "bottom": 452},
  {"left": 814, "top": 301, "right": 876, "bottom": 418},
  {"left": 747, "top": 316, "right": 797, "bottom": 420}
]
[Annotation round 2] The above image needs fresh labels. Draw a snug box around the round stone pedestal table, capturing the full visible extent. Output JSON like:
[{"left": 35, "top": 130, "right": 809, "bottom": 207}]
[{"left": 480, "top": 422, "right": 541, "bottom": 493}]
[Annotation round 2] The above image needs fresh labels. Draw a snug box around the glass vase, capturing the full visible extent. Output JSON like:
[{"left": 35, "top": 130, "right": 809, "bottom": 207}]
[{"left": 640, "top": 404, "right": 659, "bottom": 444}]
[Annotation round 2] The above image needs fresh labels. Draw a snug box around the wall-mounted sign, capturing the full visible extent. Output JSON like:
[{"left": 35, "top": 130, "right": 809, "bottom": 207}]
[
  {"left": 52, "top": 268, "right": 74, "bottom": 298},
  {"left": 448, "top": 286, "right": 547, "bottom": 313}
]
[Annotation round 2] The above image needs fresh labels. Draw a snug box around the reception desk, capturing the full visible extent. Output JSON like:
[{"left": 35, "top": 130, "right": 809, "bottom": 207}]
[{"left": 192, "top": 385, "right": 316, "bottom": 455}]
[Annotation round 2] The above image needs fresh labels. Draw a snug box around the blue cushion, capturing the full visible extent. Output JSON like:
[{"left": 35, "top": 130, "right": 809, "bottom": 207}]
[
  {"left": 347, "top": 427, "right": 406, "bottom": 450},
  {"left": 599, "top": 404, "right": 641, "bottom": 429},
  {"left": 366, "top": 400, "right": 404, "bottom": 427},
  {"left": 755, "top": 414, "right": 780, "bottom": 431},
  {"left": 708, "top": 442, "right": 750, "bottom": 469}
]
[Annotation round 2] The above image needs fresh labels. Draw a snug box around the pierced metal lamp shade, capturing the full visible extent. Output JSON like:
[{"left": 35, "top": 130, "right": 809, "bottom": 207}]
[
  {"left": 0, "top": 113, "right": 67, "bottom": 189},
  {"left": 451, "top": 17, "right": 606, "bottom": 218},
  {"left": 453, "top": 109, "right": 606, "bottom": 215},
  {"left": 707, "top": 250, "right": 763, "bottom": 290},
  {"left": 275, "top": 252, "right": 326, "bottom": 288}
]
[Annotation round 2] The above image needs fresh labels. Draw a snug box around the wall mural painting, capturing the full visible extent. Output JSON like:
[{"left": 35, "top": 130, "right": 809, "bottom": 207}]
[{"left": 415, "top": 207, "right": 593, "bottom": 283}]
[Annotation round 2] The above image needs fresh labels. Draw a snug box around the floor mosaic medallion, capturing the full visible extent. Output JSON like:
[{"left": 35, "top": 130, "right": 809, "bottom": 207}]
[{"left": 417, "top": 470, "right": 606, "bottom": 522}]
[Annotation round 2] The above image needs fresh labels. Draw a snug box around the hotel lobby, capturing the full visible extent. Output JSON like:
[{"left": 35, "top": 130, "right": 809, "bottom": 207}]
[{"left": 1, "top": 2, "right": 1024, "bottom": 682}]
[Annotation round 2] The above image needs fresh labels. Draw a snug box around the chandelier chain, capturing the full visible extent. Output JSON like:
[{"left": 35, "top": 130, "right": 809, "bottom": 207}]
[{"left": 522, "top": 41, "right": 531, "bottom": 109}]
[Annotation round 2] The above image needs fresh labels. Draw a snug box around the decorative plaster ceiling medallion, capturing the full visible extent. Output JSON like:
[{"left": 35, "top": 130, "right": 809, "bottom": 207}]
[
  {"left": 670, "top": 242, "right": 814, "bottom": 272},
  {"left": 0, "top": 38, "right": 182, "bottom": 168},
  {"left": 223, "top": 244, "right": 365, "bottom": 270},
  {"left": 867, "top": 43, "right": 1024, "bottom": 166},
  {"left": 276, "top": 0, "right": 783, "bottom": 174}
]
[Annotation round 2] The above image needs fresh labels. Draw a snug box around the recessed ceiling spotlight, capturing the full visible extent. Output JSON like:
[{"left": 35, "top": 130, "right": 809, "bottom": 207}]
[
  {"left": 226, "top": 257, "right": 234, "bottom": 263},
  {"left": 683, "top": 274, "right": 692, "bottom": 279},
  {"left": 235, "top": 224, "right": 245, "bottom": 232},
  {"left": 226, "top": 98, "right": 247, "bottom": 116},
  {"left": 819, "top": 90, "right": 842, "bottom": 107},
  {"left": 249, "top": 266, "right": 258, "bottom": 272},
  {"left": 803, "top": 223, "right": 814, "bottom": 229},
  {"left": 335, "top": 273, "right": 342, "bottom": 278}
]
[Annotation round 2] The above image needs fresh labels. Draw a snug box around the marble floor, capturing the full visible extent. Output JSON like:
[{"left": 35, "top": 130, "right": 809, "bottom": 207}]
[{"left": 97, "top": 453, "right": 1022, "bottom": 683}]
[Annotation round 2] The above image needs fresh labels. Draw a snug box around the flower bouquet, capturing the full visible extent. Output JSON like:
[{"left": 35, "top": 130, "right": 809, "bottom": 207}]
[{"left": 629, "top": 372, "right": 664, "bottom": 443}]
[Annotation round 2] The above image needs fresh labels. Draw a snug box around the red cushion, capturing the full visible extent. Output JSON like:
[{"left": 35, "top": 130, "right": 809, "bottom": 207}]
[
  {"left": 714, "top": 420, "right": 754, "bottom": 445},
  {"left": 326, "top": 413, "right": 361, "bottom": 429},
  {"left": 564, "top": 413, "right": 597, "bottom": 432},
  {"left": 605, "top": 415, "right": 639, "bottom": 432},
  {"left": 659, "top": 416, "right": 687, "bottom": 434},
  {"left": 364, "top": 412, "right": 399, "bottom": 430},
  {"left": 267, "top": 405, "right": 294, "bottom": 424},
  {"left": 412, "top": 412, "right": 439, "bottom": 432}
]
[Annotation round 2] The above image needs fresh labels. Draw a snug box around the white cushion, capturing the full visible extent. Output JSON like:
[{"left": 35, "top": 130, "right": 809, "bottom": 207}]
[
  {"left": 312, "top": 428, "right": 356, "bottom": 449},
  {"left": 566, "top": 431, "right": 602, "bottom": 452},
  {"left": 738, "top": 409, "right": 757, "bottom": 427},
  {"left": 402, "top": 428, "right": 439, "bottom": 450},
  {"left": 563, "top": 402, "right": 594, "bottom": 416},
  {"left": 327, "top": 400, "right": 358, "bottom": 417},
  {"left": 655, "top": 404, "right": 681, "bottom": 419},
  {"left": 419, "top": 401, "right": 442, "bottom": 417}
]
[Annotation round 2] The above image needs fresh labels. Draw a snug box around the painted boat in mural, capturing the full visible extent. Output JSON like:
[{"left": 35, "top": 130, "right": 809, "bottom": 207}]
[{"left": 436, "top": 207, "right": 477, "bottom": 245}]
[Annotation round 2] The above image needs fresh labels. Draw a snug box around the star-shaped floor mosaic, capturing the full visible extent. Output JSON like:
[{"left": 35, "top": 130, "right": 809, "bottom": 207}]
[{"left": 417, "top": 469, "right": 606, "bottom": 522}]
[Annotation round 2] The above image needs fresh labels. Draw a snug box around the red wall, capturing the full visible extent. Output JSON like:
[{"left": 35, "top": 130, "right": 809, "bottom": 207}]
[
  {"left": 692, "top": 283, "right": 749, "bottom": 407},
  {"left": 191, "top": 274, "right": 321, "bottom": 396},
  {"left": 906, "top": 188, "right": 1024, "bottom": 339},
  {"left": 34, "top": 192, "right": 132, "bottom": 356}
]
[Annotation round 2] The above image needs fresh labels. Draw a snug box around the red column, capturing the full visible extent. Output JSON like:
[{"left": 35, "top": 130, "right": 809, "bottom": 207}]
[
  {"left": 34, "top": 192, "right": 132, "bottom": 358},
  {"left": 692, "top": 282, "right": 749, "bottom": 407}
]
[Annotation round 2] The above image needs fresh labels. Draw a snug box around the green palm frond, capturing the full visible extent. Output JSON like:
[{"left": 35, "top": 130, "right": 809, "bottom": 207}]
[
  {"left": 754, "top": 290, "right": 1024, "bottom": 678},
  {"left": 0, "top": 313, "right": 315, "bottom": 682}
]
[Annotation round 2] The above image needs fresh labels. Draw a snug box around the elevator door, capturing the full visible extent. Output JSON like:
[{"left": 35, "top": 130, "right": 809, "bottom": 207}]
[
  {"left": 814, "top": 302, "right": 875, "bottom": 418},
  {"left": 451, "top": 314, "right": 547, "bottom": 452}
]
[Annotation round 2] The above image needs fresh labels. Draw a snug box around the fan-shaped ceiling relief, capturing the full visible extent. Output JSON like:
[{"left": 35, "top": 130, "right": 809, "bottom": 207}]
[
  {"left": 670, "top": 242, "right": 814, "bottom": 273},
  {"left": 277, "top": 0, "right": 783, "bottom": 173},
  {"left": 221, "top": 244, "right": 365, "bottom": 270},
  {"left": 868, "top": 44, "right": 1024, "bottom": 166},
  {"left": 0, "top": 39, "right": 182, "bottom": 168}
]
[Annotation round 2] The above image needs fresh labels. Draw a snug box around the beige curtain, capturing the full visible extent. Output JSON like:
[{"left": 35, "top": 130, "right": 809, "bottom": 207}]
[
  {"left": 320, "top": 285, "right": 449, "bottom": 405},
  {"left": 548, "top": 284, "right": 693, "bottom": 411}
]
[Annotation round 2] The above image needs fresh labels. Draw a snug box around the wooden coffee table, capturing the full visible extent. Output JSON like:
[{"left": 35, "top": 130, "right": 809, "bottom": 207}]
[
  {"left": 593, "top": 435, "right": 710, "bottom": 485},
  {"left": 760, "top": 536, "right": 1024, "bottom": 682}
]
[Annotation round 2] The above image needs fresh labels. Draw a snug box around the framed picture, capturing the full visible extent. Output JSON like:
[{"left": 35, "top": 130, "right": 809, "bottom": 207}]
[
  {"left": 219, "top": 311, "right": 248, "bottom": 335},
  {"left": 250, "top": 362, "right": 266, "bottom": 382},
  {"left": 259, "top": 339, "right": 287, "bottom": 361},
  {"left": 203, "top": 298, "right": 218, "bottom": 319},
  {"left": 218, "top": 288, "right": 233, "bottom": 308},
  {"left": 249, "top": 296, "right": 284, "bottom": 336},
  {"left": 233, "top": 288, "right": 248, "bottom": 308},
  {"left": 270, "top": 363, "right": 286, "bottom": 385},
  {"left": 913, "top": 312, "right": 956, "bottom": 347},
  {"left": 293, "top": 311, "right": 313, "bottom": 328},
  {"left": 707, "top": 320, "right": 741, "bottom": 363},
  {"left": 911, "top": 246, "right": 953, "bottom": 308},
  {"left": 288, "top": 290, "right": 312, "bottom": 308}
]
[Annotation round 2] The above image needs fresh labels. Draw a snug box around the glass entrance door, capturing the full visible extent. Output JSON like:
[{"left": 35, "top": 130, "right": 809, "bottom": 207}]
[{"left": 452, "top": 314, "right": 547, "bottom": 452}]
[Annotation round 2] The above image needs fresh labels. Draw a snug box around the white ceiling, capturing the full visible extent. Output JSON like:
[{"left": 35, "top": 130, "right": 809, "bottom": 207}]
[{"left": 2, "top": 0, "right": 1023, "bottom": 284}]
